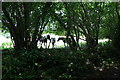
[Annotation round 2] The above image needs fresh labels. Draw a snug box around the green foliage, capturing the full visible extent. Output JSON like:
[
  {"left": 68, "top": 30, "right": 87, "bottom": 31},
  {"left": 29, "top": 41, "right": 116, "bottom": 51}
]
[
  {"left": 1, "top": 2, "right": 120, "bottom": 50},
  {"left": 2, "top": 2, "right": 54, "bottom": 49},
  {"left": 98, "top": 42, "right": 120, "bottom": 65},
  {"left": 2, "top": 43, "right": 120, "bottom": 79},
  {"left": 2, "top": 48, "right": 94, "bottom": 79}
]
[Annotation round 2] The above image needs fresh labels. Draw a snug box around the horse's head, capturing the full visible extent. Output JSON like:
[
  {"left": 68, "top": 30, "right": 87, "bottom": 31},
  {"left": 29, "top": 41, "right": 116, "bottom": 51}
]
[
  {"left": 57, "top": 38, "right": 60, "bottom": 41},
  {"left": 47, "top": 34, "right": 50, "bottom": 40}
]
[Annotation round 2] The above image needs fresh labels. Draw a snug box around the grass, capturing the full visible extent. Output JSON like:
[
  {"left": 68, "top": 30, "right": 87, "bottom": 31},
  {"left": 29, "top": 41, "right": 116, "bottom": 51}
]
[
  {"left": 0, "top": 42, "right": 13, "bottom": 49},
  {"left": 55, "top": 45, "right": 65, "bottom": 48}
]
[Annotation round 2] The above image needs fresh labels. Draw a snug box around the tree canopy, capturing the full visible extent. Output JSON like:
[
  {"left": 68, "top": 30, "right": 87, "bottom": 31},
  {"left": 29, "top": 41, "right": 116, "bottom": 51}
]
[{"left": 2, "top": 2, "right": 120, "bottom": 51}]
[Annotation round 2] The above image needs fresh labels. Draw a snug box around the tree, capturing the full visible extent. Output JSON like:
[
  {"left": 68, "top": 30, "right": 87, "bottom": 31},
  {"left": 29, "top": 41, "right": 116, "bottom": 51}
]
[
  {"left": 52, "top": 3, "right": 78, "bottom": 50},
  {"left": 102, "top": 2, "right": 120, "bottom": 49},
  {"left": 2, "top": 2, "right": 53, "bottom": 50},
  {"left": 112, "top": 3, "right": 120, "bottom": 49},
  {"left": 53, "top": 2, "right": 104, "bottom": 52}
]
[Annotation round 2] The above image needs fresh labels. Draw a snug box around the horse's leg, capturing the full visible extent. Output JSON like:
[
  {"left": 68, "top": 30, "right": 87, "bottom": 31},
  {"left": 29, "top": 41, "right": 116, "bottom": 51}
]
[
  {"left": 66, "top": 43, "right": 68, "bottom": 48},
  {"left": 39, "top": 41, "right": 41, "bottom": 48},
  {"left": 53, "top": 43, "right": 54, "bottom": 48},
  {"left": 47, "top": 40, "right": 48, "bottom": 48},
  {"left": 67, "top": 42, "right": 68, "bottom": 48},
  {"left": 46, "top": 42, "right": 48, "bottom": 48},
  {"left": 48, "top": 39, "right": 51, "bottom": 48},
  {"left": 45, "top": 42, "right": 47, "bottom": 48},
  {"left": 52, "top": 43, "right": 53, "bottom": 48},
  {"left": 64, "top": 42, "right": 66, "bottom": 48},
  {"left": 43, "top": 42, "right": 45, "bottom": 48},
  {"left": 40, "top": 40, "right": 43, "bottom": 48}
]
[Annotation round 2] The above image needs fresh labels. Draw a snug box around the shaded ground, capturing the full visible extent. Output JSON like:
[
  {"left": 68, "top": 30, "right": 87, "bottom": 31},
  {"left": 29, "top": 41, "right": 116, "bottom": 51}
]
[
  {"left": 87, "top": 66, "right": 120, "bottom": 79},
  {"left": 41, "top": 49, "right": 120, "bottom": 79},
  {"left": 2, "top": 48, "right": 120, "bottom": 79}
]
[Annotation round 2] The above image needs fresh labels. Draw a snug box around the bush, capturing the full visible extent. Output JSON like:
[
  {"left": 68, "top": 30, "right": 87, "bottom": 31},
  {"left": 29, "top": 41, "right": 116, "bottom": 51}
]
[
  {"left": 98, "top": 42, "right": 120, "bottom": 66},
  {"left": 2, "top": 48, "right": 94, "bottom": 79},
  {"left": 2, "top": 43, "right": 120, "bottom": 79}
]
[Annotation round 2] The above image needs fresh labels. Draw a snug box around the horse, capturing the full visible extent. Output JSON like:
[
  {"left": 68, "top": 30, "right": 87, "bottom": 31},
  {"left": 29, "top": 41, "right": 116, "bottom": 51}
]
[
  {"left": 46, "top": 34, "right": 51, "bottom": 48},
  {"left": 51, "top": 37, "right": 56, "bottom": 48},
  {"left": 38, "top": 34, "right": 51, "bottom": 48},
  {"left": 57, "top": 37, "right": 71, "bottom": 48},
  {"left": 39, "top": 36, "right": 46, "bottom": 48}
]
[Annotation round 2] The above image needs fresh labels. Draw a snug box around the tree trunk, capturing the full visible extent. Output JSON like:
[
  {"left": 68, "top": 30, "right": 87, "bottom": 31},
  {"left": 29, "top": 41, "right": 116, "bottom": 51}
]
[{"left": 112, "top": 3, "right": 120, "bottom": 49}]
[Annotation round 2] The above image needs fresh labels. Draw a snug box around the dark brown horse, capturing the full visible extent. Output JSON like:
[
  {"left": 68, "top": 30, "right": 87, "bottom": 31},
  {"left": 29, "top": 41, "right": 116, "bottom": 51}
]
[{"left": 51, "top": 38, "right": 56, "bottom": 48}]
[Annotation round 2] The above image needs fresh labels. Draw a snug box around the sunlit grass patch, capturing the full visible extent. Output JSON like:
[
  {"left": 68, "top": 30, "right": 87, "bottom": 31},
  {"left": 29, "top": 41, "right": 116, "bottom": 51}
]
[{"left": 1, "top": 42, "right": 13, "bottom": 49}]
